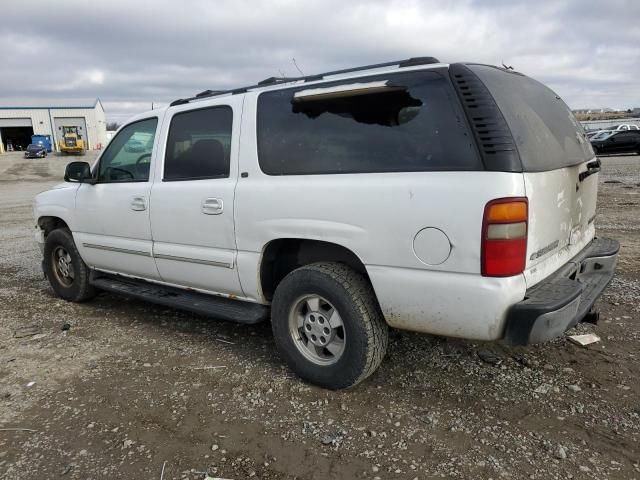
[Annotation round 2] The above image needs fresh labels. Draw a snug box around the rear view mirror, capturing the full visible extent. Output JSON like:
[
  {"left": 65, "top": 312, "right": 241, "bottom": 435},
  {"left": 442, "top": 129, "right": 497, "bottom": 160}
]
[{"left": 64, "top": 161, "right": 92, "bottom": 183}]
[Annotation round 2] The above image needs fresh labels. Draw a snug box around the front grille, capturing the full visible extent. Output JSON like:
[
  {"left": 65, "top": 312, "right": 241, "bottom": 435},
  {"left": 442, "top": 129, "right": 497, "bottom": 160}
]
[{"left": 65, "top": 138, "right": 77, "bottom": 147}]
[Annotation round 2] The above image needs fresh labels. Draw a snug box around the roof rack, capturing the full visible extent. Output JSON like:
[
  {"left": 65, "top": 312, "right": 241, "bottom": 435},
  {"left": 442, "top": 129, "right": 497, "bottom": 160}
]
[{"left": 169, "top": 56, "right": 440, "bottom": 107}]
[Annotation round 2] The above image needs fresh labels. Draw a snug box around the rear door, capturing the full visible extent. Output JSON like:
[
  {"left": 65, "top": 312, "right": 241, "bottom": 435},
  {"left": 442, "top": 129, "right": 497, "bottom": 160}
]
[
  {"left": 468, "top": 65, "right": 597, "bottom": 287},
  {"left": 148, "top": 98, "right": 244, "bottom": 296}
]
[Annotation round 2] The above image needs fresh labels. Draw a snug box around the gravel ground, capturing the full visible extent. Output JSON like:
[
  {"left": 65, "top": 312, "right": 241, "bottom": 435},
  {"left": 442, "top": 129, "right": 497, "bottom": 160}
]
[{"left": 0, "top": 151, "right": 639, "bottom": 480}]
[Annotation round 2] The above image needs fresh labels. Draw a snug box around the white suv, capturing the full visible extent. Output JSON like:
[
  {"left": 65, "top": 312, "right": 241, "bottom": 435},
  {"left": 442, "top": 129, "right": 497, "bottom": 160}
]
[{"left": 33, "top": 57, "right": 619, "bottom": 389}]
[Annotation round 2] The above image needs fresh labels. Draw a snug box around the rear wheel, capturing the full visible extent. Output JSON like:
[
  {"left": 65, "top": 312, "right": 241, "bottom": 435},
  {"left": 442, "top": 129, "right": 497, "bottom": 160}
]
[
  {"left": 271, "top": 262, "right": 388, "bottom": 389},
  {"left": 43, "top": 228, "right": 96, "bottom": 302}
]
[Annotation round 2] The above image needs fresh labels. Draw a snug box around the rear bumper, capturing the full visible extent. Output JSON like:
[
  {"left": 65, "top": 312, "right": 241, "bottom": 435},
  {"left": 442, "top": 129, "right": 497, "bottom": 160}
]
[{"left": 503, "top": 237, "right": 619, "bottom": 345}]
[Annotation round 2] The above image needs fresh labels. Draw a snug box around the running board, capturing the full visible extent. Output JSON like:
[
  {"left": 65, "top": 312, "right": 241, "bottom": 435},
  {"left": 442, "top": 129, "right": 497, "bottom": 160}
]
[{"left": 90, "top": 273, "right": 269, "bottom": 324}]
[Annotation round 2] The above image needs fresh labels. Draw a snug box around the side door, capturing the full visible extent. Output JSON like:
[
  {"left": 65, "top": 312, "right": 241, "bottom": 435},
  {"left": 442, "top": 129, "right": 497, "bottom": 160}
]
[
  {"left": 616, "top": 131, "right": 638, "bottom": 153},
  {"left": 599, "top": 133, "right": 618, "bottom": 154},
  {"left": 74, "top": 116, "right": 161, "bottom": 280},
  {"left": 609, "top": 132, "right": 630, "bottom": 153},
  {"left": 148, "top": 98, "right": 244, "bottom": 296}
]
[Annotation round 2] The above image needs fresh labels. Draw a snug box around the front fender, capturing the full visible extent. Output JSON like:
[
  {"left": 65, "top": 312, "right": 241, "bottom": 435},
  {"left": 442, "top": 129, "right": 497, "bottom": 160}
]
[{"left": 33, "top": 183, "right": 79, "bottom": 231}]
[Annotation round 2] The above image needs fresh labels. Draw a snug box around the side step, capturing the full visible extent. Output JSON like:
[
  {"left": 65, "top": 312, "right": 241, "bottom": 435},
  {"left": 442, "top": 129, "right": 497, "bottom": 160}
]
[{"left": 90, "top": 273, "right": 269, "bottom": 324}]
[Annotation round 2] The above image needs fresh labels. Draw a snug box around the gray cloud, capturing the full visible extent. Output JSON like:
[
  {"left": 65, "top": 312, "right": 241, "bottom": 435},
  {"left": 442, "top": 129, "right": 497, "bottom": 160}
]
[{"left": 1, "top": 0, "right": 638, "bottom": 122}]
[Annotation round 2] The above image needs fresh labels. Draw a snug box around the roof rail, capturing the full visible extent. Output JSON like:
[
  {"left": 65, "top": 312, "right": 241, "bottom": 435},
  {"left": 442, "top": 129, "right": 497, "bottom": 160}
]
[
  {"left": 169, "top": 56, "right": 440, "bottom": 106},
  {"left": 257, "top": 76, "right": 301, "bottom": 86}
]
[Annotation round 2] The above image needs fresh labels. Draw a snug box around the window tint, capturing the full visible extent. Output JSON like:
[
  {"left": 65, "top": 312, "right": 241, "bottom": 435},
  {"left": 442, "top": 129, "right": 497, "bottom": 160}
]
[
  {"left": 615, "top": 132, "right": 638, "bottom": 141},
  {"left": 97, "top": 118, "right": 157, "bottom": 183},
  {"left": 257, "top": 71, "right": 480, "bottom": 175},
  {"left": 468, "top": 65, "right": 593, "bottom": 171},
  {"left": 164, "top": 107, "right": 232, "bottom": 181}
]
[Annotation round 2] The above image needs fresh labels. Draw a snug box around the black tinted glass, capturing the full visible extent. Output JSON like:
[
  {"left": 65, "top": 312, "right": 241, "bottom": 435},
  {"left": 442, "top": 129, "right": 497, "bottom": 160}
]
[
  {"left": 469, "top": 65, "right": 593, "bottom": 171},
  {"left": 164, "top": 107, "right": 232, "bottom": 181},
  {"left": 257, "top": 71, "right": 480, "bottom": 175}
]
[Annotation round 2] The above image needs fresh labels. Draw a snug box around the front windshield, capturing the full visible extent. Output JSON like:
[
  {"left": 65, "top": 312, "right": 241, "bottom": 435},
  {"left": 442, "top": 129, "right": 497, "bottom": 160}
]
[
  {"left": 27, "top": 144, "right": 40, "bottom": 150},
  {"left": 592, "top": 131, "right": 613, "bottom": 141}
]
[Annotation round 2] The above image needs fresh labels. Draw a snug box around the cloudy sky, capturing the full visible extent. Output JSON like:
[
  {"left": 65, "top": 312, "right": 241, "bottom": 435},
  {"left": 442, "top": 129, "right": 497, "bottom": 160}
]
[{"left": 1, "top": 0, "right": 639, "bottom": 123}]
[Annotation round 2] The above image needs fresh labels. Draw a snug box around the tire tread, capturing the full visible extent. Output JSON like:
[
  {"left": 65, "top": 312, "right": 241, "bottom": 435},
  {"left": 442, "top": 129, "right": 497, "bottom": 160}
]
[
  {"left": 44, "top": 228, "right": 96, "bottom": 302},
  {"left": 272, "top": 262, "right": 388, "bottom": 388}
]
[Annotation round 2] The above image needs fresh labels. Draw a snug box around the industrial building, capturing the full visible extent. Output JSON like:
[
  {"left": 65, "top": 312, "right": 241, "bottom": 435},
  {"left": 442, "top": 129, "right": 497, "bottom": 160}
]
[{"left": 0, "top": 98, "right": 107, "bottom": 153}]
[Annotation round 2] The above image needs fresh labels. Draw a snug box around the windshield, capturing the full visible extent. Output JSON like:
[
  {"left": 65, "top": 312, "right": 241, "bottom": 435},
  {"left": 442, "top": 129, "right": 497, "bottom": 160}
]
[
  {"left": 592, "top": 131, "right": 614, "bottom": 141},
  {"left": 27, "top": 144, "right": 41, "bottom": 150}
]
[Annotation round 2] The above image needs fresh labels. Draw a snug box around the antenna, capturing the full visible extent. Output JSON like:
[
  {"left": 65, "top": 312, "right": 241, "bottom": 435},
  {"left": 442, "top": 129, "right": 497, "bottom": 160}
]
[{"left": 292, "top": 58, "right": 304, "bottom": 76}]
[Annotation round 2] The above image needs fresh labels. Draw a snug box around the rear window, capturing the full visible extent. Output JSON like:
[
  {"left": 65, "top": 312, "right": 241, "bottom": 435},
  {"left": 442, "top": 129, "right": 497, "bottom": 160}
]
[
  {"left": 257, "top": 70, "right": 480, "bottom": 175},
  {"left": 468, "top": 65, "right": 593, "bottom": 171}
]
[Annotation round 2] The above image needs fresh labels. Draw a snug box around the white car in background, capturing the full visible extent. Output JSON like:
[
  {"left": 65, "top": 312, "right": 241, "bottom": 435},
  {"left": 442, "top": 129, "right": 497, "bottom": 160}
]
[{"left": 33, "top": 57, "right": 619, "bottom": 389}]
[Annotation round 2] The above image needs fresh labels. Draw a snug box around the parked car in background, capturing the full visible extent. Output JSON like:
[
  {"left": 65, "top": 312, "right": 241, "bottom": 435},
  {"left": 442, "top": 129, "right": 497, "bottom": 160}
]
[
  {"left": 591, "top": 129, "right": 640, "bottom": 155},
  {"left": 33, "top": 57, "right": 619, "bottom": 389},
  {"left": 24, "top": 143, "right": 47, "bottom": 158}
]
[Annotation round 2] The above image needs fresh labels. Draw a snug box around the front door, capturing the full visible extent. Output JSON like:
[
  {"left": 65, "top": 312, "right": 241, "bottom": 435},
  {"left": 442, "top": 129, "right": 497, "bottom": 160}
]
[
  {"left": 148, "top": 98, "right": 243, "bottom": 296},
  {"left": 74, "top": 117, "right": 161, "bottom": 280}
]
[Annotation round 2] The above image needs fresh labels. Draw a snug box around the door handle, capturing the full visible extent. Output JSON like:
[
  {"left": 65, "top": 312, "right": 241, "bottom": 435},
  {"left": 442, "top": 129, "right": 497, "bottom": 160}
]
[
  {"left": 202, "top": 198, "right": 223, "bottom": 215},
  {"left": 130, "top": 196, "right": 147, "bottom": 211}
]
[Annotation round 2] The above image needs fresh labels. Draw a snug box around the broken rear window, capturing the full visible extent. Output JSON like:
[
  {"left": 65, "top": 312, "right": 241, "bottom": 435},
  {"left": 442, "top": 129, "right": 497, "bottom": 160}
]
[{"left": 257, "top": 70, "right": 480, "bottom": 175}]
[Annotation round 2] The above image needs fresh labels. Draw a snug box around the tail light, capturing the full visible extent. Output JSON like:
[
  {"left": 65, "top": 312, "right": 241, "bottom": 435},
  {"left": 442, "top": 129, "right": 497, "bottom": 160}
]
[{"left": 481, "top": 197, "right": 528, "bottom": 277}]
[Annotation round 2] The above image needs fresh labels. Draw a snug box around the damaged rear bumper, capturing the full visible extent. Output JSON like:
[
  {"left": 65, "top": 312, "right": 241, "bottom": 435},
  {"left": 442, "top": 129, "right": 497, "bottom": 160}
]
[{"left": 503, "top": 237, "right": 619, "bottom": 345}]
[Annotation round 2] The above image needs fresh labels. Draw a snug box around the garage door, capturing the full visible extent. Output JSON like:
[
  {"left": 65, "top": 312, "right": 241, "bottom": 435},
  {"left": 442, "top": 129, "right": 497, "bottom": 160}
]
[{"left": 0, "top": 118, "right": 33, "bottom": 127}]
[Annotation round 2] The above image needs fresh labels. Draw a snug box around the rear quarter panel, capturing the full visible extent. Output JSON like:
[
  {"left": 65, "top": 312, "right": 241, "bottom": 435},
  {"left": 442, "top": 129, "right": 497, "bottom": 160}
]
[{"left": 235, "top": 93, "right": 528, "bottom": 339}]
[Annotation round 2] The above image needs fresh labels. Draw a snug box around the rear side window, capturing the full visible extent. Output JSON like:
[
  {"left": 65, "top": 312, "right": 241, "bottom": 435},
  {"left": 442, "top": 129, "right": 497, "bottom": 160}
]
[
  {"left": 164, "top": 106, "right": 232, "bottom": 181},
  {"left": 468, "top": 65, "right": 593, "bottom": 171},
  {"left": 257, "top": 71, "right": 480, "bottom": 175},
  {"left": 615, "top": 132, "right": 639, "bottom": 141}
]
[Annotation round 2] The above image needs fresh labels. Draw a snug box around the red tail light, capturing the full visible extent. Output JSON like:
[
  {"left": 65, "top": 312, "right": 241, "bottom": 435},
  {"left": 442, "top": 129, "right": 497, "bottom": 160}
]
[{"left": 481, "top": 197, "right": 528, "bottom": 277}]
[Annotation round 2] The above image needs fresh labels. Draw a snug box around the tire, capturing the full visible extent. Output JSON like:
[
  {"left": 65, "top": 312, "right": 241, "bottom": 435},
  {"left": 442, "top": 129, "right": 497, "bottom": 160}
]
[
  {"left": 43, "top": 228, "right": 96, "bottom": 302},
  {"left": 271, "top": 262, "right": 388, "bottom": 389}
]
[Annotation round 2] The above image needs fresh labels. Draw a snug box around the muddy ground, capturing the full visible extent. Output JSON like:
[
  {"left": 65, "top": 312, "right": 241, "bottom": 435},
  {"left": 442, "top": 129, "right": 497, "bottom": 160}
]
[{"left": 0, "top": 151, "right": 638, "bottom": 480}]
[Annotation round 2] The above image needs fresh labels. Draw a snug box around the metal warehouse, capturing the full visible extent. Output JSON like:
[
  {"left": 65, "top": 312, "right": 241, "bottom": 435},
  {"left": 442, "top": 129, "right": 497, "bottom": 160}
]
[{"left": 0, "top": 98, "right": 106, "bottom": 153}]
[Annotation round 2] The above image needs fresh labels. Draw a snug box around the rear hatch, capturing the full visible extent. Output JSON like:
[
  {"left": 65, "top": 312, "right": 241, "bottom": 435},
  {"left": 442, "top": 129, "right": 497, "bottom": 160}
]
[{"left": 466, "top": 64, "right": 598, "bottom": 287}]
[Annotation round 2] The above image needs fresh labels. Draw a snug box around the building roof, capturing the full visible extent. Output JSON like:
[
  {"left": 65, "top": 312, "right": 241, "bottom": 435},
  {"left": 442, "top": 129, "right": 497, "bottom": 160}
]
[{"left": 0, "top": 98, "right": 103, "bottom": 110}]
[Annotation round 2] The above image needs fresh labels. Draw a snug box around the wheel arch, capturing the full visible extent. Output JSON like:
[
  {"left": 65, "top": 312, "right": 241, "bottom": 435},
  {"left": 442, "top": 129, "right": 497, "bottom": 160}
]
[
  {"left": 259, "top": 238, "right": 371, "bottom": 302},
  {"left": 37, "top": 216, "right": 71, "bottom": 237}
]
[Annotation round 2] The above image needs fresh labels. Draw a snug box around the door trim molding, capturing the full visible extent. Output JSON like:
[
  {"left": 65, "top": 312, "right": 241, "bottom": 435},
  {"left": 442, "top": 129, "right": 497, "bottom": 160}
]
[
  {"left": 153, "top": 253, "right": 233, "bottom": 269},
  {"left": 82, "top": 243, "right": 151, "bottom": 257},
  {"left": 82, "top": 243, "right": 234, "bottom": 269}
]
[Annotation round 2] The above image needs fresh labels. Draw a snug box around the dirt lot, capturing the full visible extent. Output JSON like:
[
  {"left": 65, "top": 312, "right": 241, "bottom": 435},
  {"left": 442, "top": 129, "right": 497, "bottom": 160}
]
[{"left": 0, "top": 151, "right": 639, "bottom": 480}]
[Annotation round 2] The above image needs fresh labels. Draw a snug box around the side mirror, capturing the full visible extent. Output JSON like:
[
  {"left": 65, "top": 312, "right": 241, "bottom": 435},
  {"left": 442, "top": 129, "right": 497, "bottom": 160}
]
[{"left": 64, "top": 161, "right": 92, "bottom": 183}]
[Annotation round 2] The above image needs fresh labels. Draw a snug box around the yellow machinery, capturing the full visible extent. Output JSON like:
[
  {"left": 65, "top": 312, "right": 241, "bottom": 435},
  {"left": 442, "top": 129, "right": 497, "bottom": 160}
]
[{"left": 58, "top": 126, "right": 86, "bottom": 155}]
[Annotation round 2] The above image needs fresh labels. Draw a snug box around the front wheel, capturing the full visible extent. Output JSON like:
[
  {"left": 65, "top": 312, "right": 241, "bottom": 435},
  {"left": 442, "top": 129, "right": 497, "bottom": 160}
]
[
  {"left": 43, "top": 228, "right": 96, "bottom": 302},
  {"left": 271, "top": 262, "right": 388, "bottom": 389}
]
